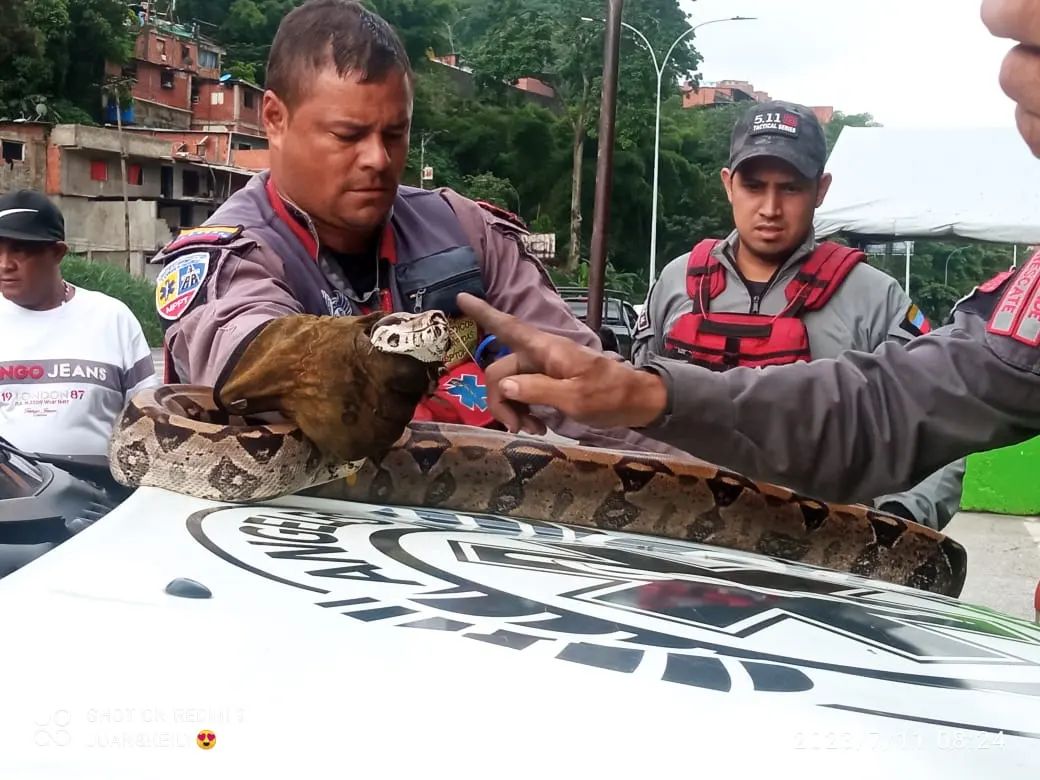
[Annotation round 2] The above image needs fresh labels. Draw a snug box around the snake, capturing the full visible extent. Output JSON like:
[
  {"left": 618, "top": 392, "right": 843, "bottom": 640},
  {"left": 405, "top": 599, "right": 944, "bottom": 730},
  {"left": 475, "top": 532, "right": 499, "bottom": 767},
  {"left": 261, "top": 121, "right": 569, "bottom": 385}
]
[{"left": 108, "top": 311, "right": 967, "bottom": 597}]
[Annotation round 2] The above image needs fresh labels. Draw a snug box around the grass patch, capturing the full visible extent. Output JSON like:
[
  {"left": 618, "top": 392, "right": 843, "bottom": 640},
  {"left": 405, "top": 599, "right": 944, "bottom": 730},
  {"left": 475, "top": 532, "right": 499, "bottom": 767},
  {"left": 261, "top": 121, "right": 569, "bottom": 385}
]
[{"left": 62, "top": 255, "right": 163, "bottom": 347}]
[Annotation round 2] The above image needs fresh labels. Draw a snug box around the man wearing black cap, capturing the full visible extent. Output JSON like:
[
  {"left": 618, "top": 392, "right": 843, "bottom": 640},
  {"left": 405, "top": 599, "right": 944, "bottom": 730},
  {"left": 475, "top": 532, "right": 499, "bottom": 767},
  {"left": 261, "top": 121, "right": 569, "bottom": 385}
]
[
  {"left": 630, "top": 100, "right": 964, "bottom": 530},
  {"left": 0, "top": 190, "right": 157, "bottom": 458}
]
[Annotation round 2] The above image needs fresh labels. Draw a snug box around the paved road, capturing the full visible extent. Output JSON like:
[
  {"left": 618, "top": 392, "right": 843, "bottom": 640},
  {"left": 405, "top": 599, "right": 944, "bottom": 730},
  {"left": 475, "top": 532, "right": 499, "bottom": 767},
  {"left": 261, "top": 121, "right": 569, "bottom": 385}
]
[
  {"left": 146, "top": 343, "right": 1038, "bottom": 622},
  {"left": 946, "top": 511, "right": 1039, "bottom": 622}
]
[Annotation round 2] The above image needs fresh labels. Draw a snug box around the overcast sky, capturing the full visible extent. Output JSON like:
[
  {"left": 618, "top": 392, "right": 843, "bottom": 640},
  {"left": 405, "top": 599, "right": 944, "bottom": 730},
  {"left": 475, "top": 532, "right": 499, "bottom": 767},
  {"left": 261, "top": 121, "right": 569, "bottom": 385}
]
[{"left": 674, "top": 0, "right": 1017, "bottom": 128}]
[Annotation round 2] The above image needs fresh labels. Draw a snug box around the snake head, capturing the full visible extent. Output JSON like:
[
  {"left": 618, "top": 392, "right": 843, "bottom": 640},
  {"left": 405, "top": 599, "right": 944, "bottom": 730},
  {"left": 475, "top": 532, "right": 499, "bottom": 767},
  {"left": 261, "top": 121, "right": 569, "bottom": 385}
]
[{"left": 369, "top": 310, "right": 451, "bottom": 365}]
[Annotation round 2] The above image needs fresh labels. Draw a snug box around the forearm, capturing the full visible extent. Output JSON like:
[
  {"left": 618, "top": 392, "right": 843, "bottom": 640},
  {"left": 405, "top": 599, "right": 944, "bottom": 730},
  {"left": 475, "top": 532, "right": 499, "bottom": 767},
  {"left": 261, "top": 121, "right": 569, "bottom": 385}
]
[{"left": 638, "top": 315, "right": 1040, "bottom": 503}]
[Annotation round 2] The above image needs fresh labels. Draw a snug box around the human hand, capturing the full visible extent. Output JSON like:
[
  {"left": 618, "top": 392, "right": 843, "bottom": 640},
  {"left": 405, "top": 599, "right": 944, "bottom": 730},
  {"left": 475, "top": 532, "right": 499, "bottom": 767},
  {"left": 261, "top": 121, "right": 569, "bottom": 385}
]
[
  {"left": 982, "top": 0, "right": 1040, "bottom": 155},
  {"left": 456, "top": 293, "right": 668, "bottom": 433}
]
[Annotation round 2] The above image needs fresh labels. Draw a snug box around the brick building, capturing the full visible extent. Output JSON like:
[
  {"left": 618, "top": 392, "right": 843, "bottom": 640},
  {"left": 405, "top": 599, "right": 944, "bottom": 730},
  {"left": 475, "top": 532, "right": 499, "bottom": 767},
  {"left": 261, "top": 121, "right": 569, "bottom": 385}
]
[
  {"left": 105, "top": 19, "right": 224, "bottom": 131},
  {"left": 103, "top": 16, "right": 267, "bottom": 153},
  {"left": 682, "top": 79, "right": 834, "bottom": 125},
  {"left": 0, "top": 121, "right": 253, "bottom": 279},
  {"left": 193, "top": 78, "right": 266, "bottom": 149}
]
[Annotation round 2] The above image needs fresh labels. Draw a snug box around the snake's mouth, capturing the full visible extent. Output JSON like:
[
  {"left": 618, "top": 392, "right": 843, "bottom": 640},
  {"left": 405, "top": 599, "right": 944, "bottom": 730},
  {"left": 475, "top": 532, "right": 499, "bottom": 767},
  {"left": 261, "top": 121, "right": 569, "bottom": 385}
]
[{"left": 371, "top": 311, "right": 449, "bottom": 331}]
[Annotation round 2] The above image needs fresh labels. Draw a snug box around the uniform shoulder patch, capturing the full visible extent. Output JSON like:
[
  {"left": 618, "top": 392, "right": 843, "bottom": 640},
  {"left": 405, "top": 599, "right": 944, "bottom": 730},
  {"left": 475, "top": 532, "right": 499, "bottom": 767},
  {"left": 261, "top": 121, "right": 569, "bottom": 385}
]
[
  {"left": 163, "top": 224, "right": 243, "bottom": 254},
  {"left": 155, "top": 249, "right": 214, "bottom": 321},
  {"left": 476, "top": 200, "right": 528, "bottom": 231},
  {"left": 899, "top": 303, "right": 932, "bottom": 337},
  {"left": 978, "top": 268, "right": 1015, "bottom": 293},
  {"left": 986, "top": 252, "right": 1040, "bottom": 345}
]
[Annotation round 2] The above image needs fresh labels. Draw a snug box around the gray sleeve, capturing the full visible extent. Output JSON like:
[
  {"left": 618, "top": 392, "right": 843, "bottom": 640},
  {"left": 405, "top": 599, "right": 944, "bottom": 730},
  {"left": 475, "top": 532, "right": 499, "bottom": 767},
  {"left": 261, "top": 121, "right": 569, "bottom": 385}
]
[
  {"left": 638, "top": 307, "right": 1040, "bottom": 504},
  {"left": 632, "top": 255, "right": 687, "bottom": 368},
  {"left": 855, "top": 271, "right": 966, "bottom": 527},
  {"left": 872, "top": 459, "right": 966, "bottom": 530}
]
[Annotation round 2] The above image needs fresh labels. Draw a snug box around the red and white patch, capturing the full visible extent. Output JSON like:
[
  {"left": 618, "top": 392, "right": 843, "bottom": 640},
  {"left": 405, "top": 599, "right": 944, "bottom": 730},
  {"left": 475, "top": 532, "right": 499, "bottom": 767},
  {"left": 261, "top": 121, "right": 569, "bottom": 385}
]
[
  {"left": 1013, "top": 282, "right": 1040, "bottom": 345},
  {"left": 978, "top": 269, "right": 1015, "bottom": 293},
  {"left": 987, "top": 253, "right": 1040, "bottom": 337}
]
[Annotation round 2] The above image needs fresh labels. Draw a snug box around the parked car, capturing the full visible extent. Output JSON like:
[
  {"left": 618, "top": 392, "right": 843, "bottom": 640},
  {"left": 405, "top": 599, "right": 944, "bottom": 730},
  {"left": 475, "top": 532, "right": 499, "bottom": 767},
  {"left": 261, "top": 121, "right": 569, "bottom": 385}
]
[
  {"left": 1, "top": 480, "right": 1038, "bottom": 776},
  {"left": 558, "top": 287, "right": 640, "bottom": 360}
]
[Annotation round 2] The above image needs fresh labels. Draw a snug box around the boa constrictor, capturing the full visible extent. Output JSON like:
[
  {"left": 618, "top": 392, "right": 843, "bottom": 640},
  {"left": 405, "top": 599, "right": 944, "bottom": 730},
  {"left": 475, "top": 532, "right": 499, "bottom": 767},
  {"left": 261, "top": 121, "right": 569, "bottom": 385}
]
[{"left": 109, "top": 311, "right": 967, "bottom": 597}]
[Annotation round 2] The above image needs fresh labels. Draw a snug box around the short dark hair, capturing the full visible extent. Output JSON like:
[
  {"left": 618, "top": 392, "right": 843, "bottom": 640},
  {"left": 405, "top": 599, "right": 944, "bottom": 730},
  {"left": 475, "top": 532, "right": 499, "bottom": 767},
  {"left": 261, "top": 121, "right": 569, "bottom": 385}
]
[{"left": 265, "top": 0, "right": 412, "bottom": 108}]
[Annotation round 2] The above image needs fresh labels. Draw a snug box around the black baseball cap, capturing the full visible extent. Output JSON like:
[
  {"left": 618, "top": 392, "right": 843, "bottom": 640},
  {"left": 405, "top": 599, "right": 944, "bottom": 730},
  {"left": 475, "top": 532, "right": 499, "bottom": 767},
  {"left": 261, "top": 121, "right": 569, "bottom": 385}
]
[
  {"left": 728, "top": 100, "right": 828, "bottom": 180},
  {"left": 0, "top": 190, "right": 65, "bottom": 243}
]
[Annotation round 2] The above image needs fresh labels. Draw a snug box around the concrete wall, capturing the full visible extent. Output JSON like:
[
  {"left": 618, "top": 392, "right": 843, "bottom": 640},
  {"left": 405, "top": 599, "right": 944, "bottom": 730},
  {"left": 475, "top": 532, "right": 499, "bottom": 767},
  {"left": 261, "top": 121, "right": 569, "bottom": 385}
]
[
  {"left": 56, "top": 196, "right": 173, "bottom": 276},
  {"left": 0, "top": 123, "right": 48, "bottom": 193},
  {"left": 57, "top": 150, "right": 165, "bottom": 200},
  {"left": 126, "top": 128, "right": 232, "bottom": 165},
  {"left": 50, "top": 125, "right": 171, "bottom": 159},
  {"left": 133, "top": 98, "right": 193, "bottom": 131},
  {"left": 962, "top": 437, "right": 1040, "bottom": 516}
]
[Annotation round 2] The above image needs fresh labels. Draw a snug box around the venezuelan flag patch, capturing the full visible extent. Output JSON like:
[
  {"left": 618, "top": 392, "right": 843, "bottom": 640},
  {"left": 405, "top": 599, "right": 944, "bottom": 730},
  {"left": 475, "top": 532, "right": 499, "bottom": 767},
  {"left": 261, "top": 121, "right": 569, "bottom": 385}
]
[
  {"left": 900, "top": 303, "right": 932, "bottom": 337},
  {"left": 164, "top": 225, "right": 243, "bottom": 254}
]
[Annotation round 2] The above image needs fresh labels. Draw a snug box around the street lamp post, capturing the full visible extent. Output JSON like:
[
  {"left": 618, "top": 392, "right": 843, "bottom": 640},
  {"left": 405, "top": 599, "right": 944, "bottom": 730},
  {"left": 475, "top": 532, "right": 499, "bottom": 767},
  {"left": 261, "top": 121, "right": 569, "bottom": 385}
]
[
  {"left": 944, "top": 245, "right": 971, "bottom": 286},
  {"left": 581, "top": 14, "right": 754, "bottom": 285}
]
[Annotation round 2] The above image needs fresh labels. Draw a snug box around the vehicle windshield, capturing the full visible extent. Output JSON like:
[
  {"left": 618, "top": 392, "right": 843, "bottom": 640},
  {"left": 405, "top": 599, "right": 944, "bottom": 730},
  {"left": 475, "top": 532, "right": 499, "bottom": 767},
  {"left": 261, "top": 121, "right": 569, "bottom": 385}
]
[
  {"left": 566, "top": 299, "right": 623, "bottom": 322},
  {"left": 0, "top": 439, "right": 46, "bottom": 499}
]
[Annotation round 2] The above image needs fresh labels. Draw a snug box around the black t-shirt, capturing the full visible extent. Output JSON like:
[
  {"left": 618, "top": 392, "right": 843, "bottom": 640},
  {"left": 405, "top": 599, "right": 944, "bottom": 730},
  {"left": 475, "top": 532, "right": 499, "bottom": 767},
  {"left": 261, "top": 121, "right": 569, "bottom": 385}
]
[
  {"left": 745, "top": 279, "right": 770, "bottom": 301},
  {"left": 326, "top": 248, "right": 389, "bottom": 306}
]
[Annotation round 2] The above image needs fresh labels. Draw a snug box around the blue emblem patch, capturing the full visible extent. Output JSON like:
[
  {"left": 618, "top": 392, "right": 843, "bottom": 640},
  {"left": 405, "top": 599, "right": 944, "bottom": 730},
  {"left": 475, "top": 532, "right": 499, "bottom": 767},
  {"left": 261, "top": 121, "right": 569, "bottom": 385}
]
[
  {"left": 156, "top": 251, "right": 212, "bottom": 321},
  {"left": 444, "top": 373, "right": 488, "bottom": 411}
]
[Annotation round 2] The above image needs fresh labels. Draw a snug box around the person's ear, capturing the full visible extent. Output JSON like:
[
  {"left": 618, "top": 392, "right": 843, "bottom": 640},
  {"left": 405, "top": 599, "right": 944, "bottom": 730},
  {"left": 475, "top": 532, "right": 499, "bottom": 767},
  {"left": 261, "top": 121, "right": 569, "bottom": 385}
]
[{"left": 815, "top": 172, "right": 833, "bottom": 207}]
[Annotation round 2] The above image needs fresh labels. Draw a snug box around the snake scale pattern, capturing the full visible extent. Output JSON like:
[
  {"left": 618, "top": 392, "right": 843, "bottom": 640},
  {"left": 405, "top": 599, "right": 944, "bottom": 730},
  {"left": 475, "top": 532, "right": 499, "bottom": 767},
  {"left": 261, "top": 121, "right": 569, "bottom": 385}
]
[{"left": 108, "top": 311, "right": 967, "bottom": 597}]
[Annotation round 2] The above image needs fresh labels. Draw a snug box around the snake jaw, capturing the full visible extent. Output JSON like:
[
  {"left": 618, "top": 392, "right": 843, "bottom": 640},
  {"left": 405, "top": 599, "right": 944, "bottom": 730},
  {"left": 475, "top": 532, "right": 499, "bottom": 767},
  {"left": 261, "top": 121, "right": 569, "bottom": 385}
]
[{"left": 369, "top": 310, "right": 452, "bottom": 365}]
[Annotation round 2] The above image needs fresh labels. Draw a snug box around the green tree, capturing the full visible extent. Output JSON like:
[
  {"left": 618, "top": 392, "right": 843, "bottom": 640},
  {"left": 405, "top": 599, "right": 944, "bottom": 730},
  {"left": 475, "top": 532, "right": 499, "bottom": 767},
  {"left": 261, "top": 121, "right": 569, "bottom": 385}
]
[
  {"left": 0, "top": 0, "right": 135, "bottom": 123},
  {"left": 865, "top": 240, "right": 1017, "bottom": 322},
  {"left": 467, "top": 0, "right": 700, "bottom": 273},
  {"left": 825, "top": 110, "right": 880, "bottom": 151},
  {"left": 461, "top": 172, "right": 521, "bottom": 212},
  {"left": 365, "top": 0, "right": 457, "bottom": 64}
]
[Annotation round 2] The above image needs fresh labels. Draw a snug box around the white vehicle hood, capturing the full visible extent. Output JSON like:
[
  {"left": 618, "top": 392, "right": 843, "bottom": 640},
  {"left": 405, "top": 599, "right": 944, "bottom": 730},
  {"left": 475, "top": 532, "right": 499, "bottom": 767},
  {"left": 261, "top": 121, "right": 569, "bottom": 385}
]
[{"left": 0, "top": 488, "right": 1037, "bottom": 778}]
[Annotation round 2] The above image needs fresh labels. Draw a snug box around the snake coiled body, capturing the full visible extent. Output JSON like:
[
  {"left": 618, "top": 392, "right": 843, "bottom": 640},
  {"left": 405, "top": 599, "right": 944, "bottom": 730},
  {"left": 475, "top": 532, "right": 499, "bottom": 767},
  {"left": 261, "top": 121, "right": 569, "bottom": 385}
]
[{"left": 108, "top": 312, "right": 967, "bottom": 597}]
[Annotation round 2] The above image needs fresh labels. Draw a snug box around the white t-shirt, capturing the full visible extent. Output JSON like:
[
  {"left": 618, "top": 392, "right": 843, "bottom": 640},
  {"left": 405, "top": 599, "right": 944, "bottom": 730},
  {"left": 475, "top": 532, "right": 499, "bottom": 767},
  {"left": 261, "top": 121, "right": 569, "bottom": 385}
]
[{"left": 0, "top": 285, "right": 160, "bottom": 457}]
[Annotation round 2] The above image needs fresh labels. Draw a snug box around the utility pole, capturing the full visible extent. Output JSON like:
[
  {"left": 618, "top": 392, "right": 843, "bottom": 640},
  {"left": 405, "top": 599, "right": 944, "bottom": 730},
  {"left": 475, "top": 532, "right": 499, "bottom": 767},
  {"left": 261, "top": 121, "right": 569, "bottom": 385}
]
[
  {"left": 586, "top": 0, "right": 624, "bottom": 333},
  {"left": 112, "top": 84, "right": 135, "bottom": 276}
]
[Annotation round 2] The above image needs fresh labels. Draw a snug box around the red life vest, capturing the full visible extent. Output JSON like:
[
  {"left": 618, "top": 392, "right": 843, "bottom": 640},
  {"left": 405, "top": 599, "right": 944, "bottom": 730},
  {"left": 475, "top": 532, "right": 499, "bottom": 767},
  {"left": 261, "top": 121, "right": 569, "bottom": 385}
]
[{"left": 662, "top": 238, "right": 865, "bottom": 371}]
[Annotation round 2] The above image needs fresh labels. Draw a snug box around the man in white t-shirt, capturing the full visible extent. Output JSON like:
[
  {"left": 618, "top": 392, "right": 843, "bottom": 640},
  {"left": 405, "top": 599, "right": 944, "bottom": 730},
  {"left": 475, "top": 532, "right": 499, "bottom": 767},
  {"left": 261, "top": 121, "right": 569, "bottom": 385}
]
[{"left": 0, "top": 190, "right": 159, "bottom": 458}]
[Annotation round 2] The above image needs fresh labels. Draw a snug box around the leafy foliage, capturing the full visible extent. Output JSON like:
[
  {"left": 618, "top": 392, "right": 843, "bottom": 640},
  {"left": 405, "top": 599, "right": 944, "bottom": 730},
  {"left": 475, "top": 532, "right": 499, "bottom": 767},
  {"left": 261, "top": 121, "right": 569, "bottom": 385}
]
[
  {"left": 865, "top": 241, "right": 1017, "bottom": 323},
  {"left": 0, "top": 0, "right": 136, "bottom": 123}
]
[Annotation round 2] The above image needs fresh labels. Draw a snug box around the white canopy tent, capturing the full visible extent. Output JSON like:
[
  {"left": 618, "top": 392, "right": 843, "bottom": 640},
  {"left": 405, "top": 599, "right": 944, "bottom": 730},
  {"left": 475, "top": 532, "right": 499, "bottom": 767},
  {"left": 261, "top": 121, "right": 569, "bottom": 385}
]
[{"left": 813, "top": 126, "right": 1040, "bottom": 293}]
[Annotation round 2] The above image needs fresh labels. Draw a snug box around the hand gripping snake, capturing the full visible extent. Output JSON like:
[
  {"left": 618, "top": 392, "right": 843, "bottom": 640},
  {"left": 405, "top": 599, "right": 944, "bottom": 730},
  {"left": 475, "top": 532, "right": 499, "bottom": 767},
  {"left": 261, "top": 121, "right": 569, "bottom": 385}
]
[{"left": 108, "top": 311, "right": 967, "bottom": 597}]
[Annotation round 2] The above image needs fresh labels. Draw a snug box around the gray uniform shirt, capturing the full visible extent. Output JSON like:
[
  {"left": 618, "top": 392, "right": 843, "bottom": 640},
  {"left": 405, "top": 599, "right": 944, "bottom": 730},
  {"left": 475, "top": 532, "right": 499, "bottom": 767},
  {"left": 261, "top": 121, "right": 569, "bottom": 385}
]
[
  {"left": 636, "top": 267, "right": 1039, "bottom": 508},
  {"left": 633, "top": 230, "right": 965, "bottom": 529}
]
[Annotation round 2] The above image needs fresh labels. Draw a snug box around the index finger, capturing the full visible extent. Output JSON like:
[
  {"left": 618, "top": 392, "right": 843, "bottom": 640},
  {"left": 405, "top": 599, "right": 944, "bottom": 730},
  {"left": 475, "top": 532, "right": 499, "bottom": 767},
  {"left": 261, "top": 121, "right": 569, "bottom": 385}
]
[
  {"left": 457, "top": 293, "right": 549, "bottom": 362},
  {"left": 981, "top": 0, "right": 1040, "bottom": 46}
]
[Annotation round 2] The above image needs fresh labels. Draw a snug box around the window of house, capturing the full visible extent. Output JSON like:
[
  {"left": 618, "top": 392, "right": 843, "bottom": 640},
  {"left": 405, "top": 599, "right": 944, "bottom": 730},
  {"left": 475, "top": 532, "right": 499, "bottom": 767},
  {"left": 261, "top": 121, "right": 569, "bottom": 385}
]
[
  {"left": 182, "top": 170, "right": 200, "bottom": 196},
  {"left": 156, "top": 38, "right": 167, "bottom": 60},
  {"left": 242, "top": 90, "right": 255, "bottom": 109},
  {"left": 127, "top": 164, "right": 143, "bottom": 186},
  {"left": 199, "top": 49, "right": 219, "bottom": 69},
  {"left": 90, "top": 160, "right": 108, "bottom": 182},
  {"left": 1, "top": 140, "right": 24, "bottom": 162},
  {"left": 161, "top": 69, "right": 175, "bottom": 89},
  {"left": 210, "top": 91, "right": 224, "bottom": 105}
]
